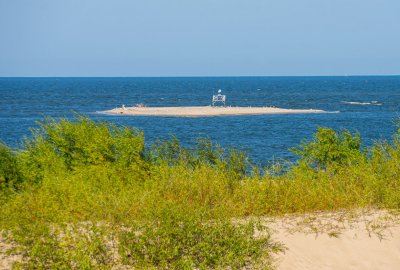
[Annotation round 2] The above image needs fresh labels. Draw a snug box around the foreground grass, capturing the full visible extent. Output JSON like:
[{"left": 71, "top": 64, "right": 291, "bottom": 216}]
[{"left": 1, "top": 116, "right": 400, "bottom": 269}]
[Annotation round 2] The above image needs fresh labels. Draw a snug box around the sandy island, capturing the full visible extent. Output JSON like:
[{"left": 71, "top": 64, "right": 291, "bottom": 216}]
[{"left": 100, "top": 106, "right": 326, "bottom": 117}]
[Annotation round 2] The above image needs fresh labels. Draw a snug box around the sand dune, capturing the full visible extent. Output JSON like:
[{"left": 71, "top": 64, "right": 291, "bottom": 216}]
[
  {"left": 1, "top": 210, "right": 399, "bottom": 269},
  {"left": 100, "top": 106, "right": 326, "bottom": 117},
  {"left": 268, "top": 210, "right": 400, "bottom": 270}
]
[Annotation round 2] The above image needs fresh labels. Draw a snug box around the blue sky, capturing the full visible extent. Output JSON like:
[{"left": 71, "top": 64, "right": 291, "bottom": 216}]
[{"left": 0, "top": 0, "right": 399, "bottom": 76}]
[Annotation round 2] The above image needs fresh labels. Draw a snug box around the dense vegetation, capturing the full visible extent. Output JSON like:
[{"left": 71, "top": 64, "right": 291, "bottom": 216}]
[{"left": 1, "top": 116, "right": 400, "bottom": 269}]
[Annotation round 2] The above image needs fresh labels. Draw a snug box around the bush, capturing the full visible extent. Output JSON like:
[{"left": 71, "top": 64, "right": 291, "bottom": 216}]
[
  {"left": 11, "top": 223, "right": 114, "bottom": 269},
  {"left": 119, "top": 206, "right": 277, "bottom": 269},
  {"left": 291, "top": 127, "right": 364, "bottom": 171},
  {"left": 16, "top": 116, "right": 145, "bottom": 185},
  {"left": 0, "top": 143, "right": 22, "bottom": 189},
  {"left": 151, "top": 136, "right": 250, "bottom": 180}
]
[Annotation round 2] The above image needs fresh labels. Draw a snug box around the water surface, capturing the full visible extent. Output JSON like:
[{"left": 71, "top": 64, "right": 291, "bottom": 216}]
[{"left": 1, "top": 76, "right": 399, "bottom": 165}]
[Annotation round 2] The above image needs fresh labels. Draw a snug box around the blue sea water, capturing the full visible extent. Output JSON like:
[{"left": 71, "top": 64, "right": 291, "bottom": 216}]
[{"left": 1, "top": 76, "right": 399, "bottom": 166}]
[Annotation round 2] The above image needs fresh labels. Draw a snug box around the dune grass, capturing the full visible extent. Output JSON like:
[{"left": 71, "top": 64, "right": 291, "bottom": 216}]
[{"left": 1, "top": 116, "right": 400, "bottom": 269}]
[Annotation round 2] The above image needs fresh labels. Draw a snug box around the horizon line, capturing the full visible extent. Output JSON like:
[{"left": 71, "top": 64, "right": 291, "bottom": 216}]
[{"left": 1, "top": 74, "right": 400, "bottom": 79}]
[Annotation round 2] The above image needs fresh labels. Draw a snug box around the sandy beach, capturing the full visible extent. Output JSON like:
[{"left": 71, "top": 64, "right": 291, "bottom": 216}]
[
  {"left": 100, "top": 106, "right": 326, "bottom": 117},
  {"left": 268, "top": 210, "right": 400, "bottom": 270}
]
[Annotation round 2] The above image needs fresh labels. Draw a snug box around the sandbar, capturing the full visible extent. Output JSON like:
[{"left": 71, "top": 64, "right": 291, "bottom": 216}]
[{"left": 100, "top": 106, "right": 326, "bottom": 117}]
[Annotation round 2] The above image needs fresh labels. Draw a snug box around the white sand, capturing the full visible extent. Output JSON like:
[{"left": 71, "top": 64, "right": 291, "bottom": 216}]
[
  {"left": 268, "top": 210, "right": 400, "bottom": 270},
  {"left": 0, "top": 233, "right": 21, "bottom": 270},
  {"left": 100, "top": 106, "right": 326, "bottom": 117}
]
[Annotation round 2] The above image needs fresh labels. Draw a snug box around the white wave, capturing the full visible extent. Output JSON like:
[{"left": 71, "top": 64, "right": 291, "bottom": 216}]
[
  {"left": 325, "top": 110, "right": 340, "bottom": 114},
  {"left": 341, "top": 101, "right": 382, "bottom": 106}
]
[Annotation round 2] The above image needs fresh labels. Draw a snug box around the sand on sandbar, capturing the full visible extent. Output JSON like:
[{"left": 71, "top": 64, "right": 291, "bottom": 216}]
[{"left": 99, "top": 106, "right": 326, "bottom": 117}]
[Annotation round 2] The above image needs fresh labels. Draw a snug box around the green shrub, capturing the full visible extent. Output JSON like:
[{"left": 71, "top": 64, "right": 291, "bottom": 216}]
[
  {"left": 119, "top": 206, "right": 278, "bottom": 270},
  {"left": 0, "top": 143, "right": 22, "bottom": 189},
  {"left": 30, "top": 116, "right": 144, "bottom": 169},
  {"left": 15, "top": 116, "right": 145, "bottom": 186},
  {"left": 151, "top": 136, "right": 195, "bottom": 167},
  {"left": 291, "top": 127, "right": 364, "bottom": 171},
  {"left": 12, "top": 223, "right": 114, "bottom": 270},
  {"left": 151, "top": 136, "right": 250, "bottom": 180}
]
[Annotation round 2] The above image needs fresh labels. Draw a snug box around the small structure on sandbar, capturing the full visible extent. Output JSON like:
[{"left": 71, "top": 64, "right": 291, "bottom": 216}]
[{"left": 212, "top": 89, "right": 226, "bottom": 107}]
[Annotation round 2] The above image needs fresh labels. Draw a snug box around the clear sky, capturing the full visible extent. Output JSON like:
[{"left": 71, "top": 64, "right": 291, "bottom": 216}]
[{"left": 0, "top": 0, "right": 399, "bottom": 77}]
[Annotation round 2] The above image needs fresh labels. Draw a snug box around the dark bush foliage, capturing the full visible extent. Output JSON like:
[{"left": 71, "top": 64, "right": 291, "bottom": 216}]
[{"left": 0, "top": 143, "right": 22, "bottom": 189}]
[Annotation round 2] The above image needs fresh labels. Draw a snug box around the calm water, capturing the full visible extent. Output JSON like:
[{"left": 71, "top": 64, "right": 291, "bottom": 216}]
[{"left": 1, "top": 76, "right": 399, "bottom": 165}]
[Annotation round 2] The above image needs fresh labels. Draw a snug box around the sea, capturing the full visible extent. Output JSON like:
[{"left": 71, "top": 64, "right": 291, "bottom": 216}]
[{"left": 1, "top": 76, "right": 399, "bottom": 166}]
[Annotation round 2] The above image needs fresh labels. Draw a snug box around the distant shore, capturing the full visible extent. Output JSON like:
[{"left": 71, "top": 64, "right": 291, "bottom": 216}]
[{"left": 99, "top": 106, "right": 326, "bottom": 117}]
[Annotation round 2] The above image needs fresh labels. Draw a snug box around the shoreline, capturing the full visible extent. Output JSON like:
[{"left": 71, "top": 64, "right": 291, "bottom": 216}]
[{"left": 99, "top": 106, "right": 327, "bottom": 117}]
